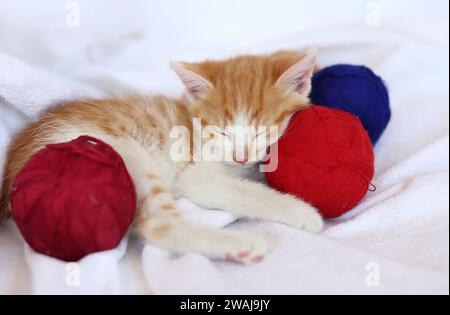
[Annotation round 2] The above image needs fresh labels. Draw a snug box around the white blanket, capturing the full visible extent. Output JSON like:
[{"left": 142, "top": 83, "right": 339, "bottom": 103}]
[{"left": 0, "top": 2, "right": 448, "bottom": 294}]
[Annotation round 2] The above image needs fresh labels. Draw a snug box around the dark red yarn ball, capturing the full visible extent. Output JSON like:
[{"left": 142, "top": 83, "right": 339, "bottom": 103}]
[
  {"left": 11, "top": 136, "right": 136, "bottom": 261},
  {"left": 265, "top": 106, "right": 375, "bottom": 218}
]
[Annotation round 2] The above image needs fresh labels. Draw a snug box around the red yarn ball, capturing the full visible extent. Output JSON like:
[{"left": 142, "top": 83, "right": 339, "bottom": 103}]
[
  {"left": 265, "top": 106, "right": 375, "bottom": 218},
  {"left": 11, "top": 136, "right": 136, "bottom": 261}
]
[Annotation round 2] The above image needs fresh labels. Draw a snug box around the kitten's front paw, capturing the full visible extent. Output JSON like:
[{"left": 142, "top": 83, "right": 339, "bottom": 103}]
[
  {"left": 302, "top": 209, "right": 324, "bottom": 233},
  {"left": 289, "top": 204, "right": 324, "bottom": 233}
]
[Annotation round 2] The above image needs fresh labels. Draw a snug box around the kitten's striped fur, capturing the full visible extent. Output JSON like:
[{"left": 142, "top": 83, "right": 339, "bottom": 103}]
[{"left": 0, "top": 49, "right": 322, "bottom": 264}]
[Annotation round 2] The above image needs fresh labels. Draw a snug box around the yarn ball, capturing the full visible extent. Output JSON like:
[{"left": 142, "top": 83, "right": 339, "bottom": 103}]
[
  {"left": 310, "top": 64, "right": 390, "bottom": 145},
  {"left": 11, "top": 136, "right": 136, "bottom": 261},
  {"left": 265, "top": 106, "right": 375, "bottom": 218}
]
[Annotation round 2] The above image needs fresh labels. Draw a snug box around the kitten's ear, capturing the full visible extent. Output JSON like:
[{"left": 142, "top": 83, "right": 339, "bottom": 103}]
[
  {"left": 275, "top": 48, "right": 317, "bottom": 96},
  {"left": 170, "top": 61, "right": 214, "bottom": 101}
]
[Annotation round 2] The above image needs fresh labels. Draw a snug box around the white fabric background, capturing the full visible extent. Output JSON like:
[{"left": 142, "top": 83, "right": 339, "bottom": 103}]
[{"left": 0, "top": 0, "right": 448, "bottom": 294}]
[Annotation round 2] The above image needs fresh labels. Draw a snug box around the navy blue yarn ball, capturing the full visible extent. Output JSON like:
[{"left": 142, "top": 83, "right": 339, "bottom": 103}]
[{"left": 310, "top": 64, "right": 391, "bottom": 145}]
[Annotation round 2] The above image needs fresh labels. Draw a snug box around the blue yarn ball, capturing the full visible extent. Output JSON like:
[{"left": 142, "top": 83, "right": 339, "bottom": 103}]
[{"left": 310, "top": 64, "right": 391, "bottom": 145}]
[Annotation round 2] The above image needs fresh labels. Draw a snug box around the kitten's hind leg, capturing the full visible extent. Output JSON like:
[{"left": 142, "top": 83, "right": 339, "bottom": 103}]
[
  {"left": 108, "top": 138, "right": 270, "bottom": 264},
  {"left": 136, "top": 215, "right": 269, "bottom": 264},
  {"left": 133, "top": 174, "right": 269, "bottom": 264}
]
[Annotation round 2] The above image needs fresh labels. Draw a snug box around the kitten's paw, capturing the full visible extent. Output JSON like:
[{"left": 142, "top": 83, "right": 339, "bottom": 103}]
[
  {"left": 222, "top": 233, "right": 270, "bottom": 265},
  {"left": 289, "top": 204, "right": 324, "bottom": 233},
  {"left": 301, "top": 209, "right": 324, "bottom": 233}
]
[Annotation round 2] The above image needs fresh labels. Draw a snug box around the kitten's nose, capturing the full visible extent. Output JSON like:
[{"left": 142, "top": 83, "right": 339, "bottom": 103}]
[{"left": 233, "top": 148, "right": 249, "bottom": 164}]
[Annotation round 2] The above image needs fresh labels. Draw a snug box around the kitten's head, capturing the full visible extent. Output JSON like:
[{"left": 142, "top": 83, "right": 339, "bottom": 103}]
[{"left": 171, "top": 49, "right": 317, "bottom": 168}]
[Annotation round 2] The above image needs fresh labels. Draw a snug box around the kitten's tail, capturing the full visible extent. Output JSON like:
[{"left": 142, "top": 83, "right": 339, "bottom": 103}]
[
  {"left": 0, "top": 121, "right": 49, "bottom": 224},
  {"left": 0, "top": 184, "right": 9, "bottom": 223}
]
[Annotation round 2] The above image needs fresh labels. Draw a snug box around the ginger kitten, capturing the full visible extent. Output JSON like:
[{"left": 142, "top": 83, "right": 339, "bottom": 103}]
[{"left": 0, "top": 49, "right": 322, "bottom": 264}]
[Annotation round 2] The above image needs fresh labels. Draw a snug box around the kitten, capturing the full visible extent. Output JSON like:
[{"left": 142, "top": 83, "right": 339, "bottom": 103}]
[{"left": 0, "top": 49, "right": 323, "bottom": 264}]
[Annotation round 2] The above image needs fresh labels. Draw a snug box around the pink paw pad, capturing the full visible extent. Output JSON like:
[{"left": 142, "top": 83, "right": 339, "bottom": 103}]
[
  {"left": 251, "top": 255, "right": 264, "bottom": 263},
  {"left": 225, "top": 254, "right": 238, "bottom": 262},
  {"left": 238, "top": 251, "right": 250, "bottom": 258}
]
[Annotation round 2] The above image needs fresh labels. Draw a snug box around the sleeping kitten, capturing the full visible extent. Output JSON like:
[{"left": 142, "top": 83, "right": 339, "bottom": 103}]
[{"left": 0, "top": 49, "right": 322, "bottom": 264}]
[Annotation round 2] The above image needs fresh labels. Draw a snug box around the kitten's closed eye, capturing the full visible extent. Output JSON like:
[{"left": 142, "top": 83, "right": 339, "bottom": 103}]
[
  {"left": 210, "top": 127, "right": 229, "bottom": 137},
  {"left": 219, "top": 130, "right": 230, "bottom": 137}
]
